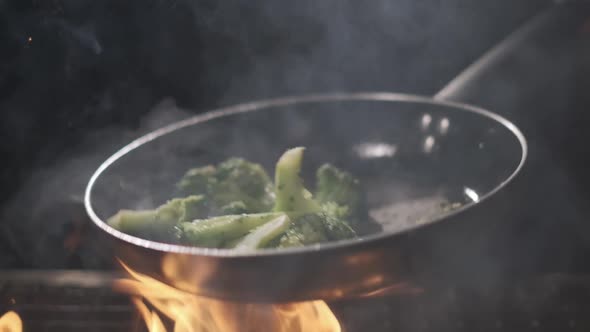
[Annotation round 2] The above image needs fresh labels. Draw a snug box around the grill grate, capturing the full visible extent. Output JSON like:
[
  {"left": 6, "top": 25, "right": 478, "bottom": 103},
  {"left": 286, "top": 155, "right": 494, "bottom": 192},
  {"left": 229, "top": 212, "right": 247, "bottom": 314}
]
[
  {"left": 0, "top": 271, "right": 136, "bottom": 332},
  {"left": 0, "top": 271, "right": 590, "bottom": 331}
]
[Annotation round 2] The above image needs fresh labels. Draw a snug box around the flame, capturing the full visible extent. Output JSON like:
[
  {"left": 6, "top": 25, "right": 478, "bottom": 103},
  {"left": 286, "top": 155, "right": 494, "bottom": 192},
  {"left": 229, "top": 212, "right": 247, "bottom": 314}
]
[
  {"left": 115, "top": 261, "right": 341, "bottom": 332},
  {"left": 0, "top": 311, "right": 22, "bottom": 332}
]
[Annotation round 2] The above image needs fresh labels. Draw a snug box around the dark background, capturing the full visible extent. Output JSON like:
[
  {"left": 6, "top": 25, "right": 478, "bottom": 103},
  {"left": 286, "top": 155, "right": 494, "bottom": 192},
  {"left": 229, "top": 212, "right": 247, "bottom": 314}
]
[{"left": 0, "top": 0, "right": 569, "bottom": 270}]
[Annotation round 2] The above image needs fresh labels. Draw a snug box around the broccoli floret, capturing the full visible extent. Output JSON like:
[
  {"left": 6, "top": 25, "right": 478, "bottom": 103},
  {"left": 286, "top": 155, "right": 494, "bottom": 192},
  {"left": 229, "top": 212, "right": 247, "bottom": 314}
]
[
  {"left": 219, "top": 201, "right": 249, "bottom": 214},
  {"left": 272, "top": 150, "right": 360, "bottom": 247},
  {"left": 273, "top": 147, "right": 321, "bottom": 213},
  {"left": 233, "top": 214, "right": 291, "bottom": 250},
  {"left": 176, "top": 195, "right": 209, "bottom": 222},
  {"left": 321, "top": 201, "right": 351, "bottom": 220},
  {"left": 179, "top": 212, "right": 284, "bottom": 248},
  {"left": 278, "top": 214, "right": 328, "bottom": 247},
  {"left": 111, "top": 147, "right": 370, "bottom": 248},
  {"left": 177, "top": 158, "right": 274, "bottom": 216},
  {"left": 322, "top": 213, "right": 356, "bottom": 240},
  {"left": 211, "top": 158, "right": 274, "bottom": 213},
  {"left": 277, "top": 212, "right": 356, "bottom": 248},
  {"left": 177, "top": 165, "right": 217, "bottom": 195},
  {"left": 315, "top": 163, "right": 366, "bottom": 222},
  {"left": 107, "top": 195, "right": 207, "bottom": 242}
]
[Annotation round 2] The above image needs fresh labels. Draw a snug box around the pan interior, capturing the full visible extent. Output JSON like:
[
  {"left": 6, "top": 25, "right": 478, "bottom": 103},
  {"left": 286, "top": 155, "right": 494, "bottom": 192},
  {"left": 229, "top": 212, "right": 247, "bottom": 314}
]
[{"left": 86, "top": 95, "right": 525, "bottom": 253}]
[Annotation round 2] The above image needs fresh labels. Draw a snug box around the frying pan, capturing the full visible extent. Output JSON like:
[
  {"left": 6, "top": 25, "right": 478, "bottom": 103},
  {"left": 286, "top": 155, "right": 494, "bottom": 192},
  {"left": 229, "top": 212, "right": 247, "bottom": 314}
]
[{"left": 84, "top": 90, "right": 526, "bottom": 303}]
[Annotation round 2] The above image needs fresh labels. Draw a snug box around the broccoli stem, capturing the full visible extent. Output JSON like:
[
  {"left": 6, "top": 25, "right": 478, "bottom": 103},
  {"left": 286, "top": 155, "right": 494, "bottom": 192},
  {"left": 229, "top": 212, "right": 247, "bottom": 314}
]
[
  {"left": 180, "top": 212, "right": 283, "bottom": 247},
  {"left": 107, "top": 209, "right": 159, "bottom": 234},
  {"left": 107, "top": 195, "right": 206, "bottom": 238},
  {"left": 233, "top": 214, "right": 291, "bottom": 250},
  {"left": 273, "top": 147, "right": 321, "bottom": 213}
]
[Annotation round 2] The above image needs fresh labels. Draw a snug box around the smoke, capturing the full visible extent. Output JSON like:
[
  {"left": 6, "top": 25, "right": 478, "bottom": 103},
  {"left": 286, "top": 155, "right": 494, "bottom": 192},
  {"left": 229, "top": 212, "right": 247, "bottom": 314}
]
[
  {"left": 5, "top": 5, "right": 586, "bottom": 329},
  {"left": 0, "top": 0, "right": 548, "bottom": 271},
  {"left": 440, "top": 3, "right": 590, "bottom": 280},
  {"left": 0, "top": 98, "right": 191, "bottom": 269},
  {"left": 192, "top": 0, "right": 549, "bottom": 103}
]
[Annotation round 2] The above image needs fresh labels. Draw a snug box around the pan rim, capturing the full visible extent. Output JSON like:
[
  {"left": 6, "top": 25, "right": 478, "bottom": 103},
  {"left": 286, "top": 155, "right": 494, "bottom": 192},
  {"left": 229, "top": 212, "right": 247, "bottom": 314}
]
[{"left": 84, "top": 92, "right": 528, "bottom": 258}]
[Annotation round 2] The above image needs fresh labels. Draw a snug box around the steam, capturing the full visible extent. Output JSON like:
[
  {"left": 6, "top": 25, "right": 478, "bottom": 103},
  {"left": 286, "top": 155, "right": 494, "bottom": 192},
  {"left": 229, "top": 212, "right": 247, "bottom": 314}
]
[
  {"left": 183, "top": 0, "right": 546, "bottom": 103},
  {"left": 0, "top": 4, "right": 577, "bottom": 331},
  {"left": 0, "top": 99, "right": 191, "bottom": 269},
  {"left": 0, "top": 0, "right": 550, "bottom": 299}
]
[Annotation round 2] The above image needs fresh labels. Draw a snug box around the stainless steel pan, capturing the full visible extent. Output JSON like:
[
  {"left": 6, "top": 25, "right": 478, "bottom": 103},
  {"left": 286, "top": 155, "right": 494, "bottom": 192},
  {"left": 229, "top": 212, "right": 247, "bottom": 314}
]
[{"left": 84, "top": 92, "right": 526, "bottom": 302}]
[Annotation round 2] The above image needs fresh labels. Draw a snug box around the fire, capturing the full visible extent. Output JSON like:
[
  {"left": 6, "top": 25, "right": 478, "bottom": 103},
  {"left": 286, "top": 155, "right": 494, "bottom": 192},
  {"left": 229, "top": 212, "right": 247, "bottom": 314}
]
[
  {"left": 115, "top": 261, "right": 341, "bottom": 332},
  {"left": 0, "top": 311, "right": 22, "bottom": 332}
]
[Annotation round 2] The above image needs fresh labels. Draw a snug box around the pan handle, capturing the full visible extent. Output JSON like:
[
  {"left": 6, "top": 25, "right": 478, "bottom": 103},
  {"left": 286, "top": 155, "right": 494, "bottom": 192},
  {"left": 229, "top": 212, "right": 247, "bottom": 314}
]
[{"left": 434, "top": 6, "right": 563, "bottom": 102}]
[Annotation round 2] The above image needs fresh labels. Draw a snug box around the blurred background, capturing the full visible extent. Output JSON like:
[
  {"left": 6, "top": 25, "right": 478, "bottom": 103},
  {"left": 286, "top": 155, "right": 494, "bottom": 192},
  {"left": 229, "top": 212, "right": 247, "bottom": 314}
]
[{"left": 2, "top": 0, "right": 588, "bottom": 276}]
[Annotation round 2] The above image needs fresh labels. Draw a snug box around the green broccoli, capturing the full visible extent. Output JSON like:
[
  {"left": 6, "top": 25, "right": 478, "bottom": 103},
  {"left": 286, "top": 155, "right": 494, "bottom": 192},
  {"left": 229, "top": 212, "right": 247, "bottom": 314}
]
[
  {"left": 315, "top": 163, "right": 367, "bottom": 225},
  {"left": 179, "top": 212, "right": 284, "bottom": 248},
  {"left": 177, "top": 158, "right": 274, "bottom": 215},
  {"left": 322, "top": 213, "right": 357, "bottom": 240},
  {"left": 269, "top": 148, "right": 360, "bottom": 248},
  {"left": 273, "top": 147, "right": 321, "bottom": 213},
  {"left": 219, "top": 201, "right": 249, "bottom": 214},
  {"left": 107, "top": 195, "right": 207, "bottom": 242},
  {"left": 177, "top": 165, "right": 217, "bottom": 194},
  {"left": 233, "top": 214, "right": 291, "bottom": 250},
  {"left": 109, "top": 147, "right": 372, "bottom": 249},
  {"left": 278, "top": 214, "right": 328, "bottom": 247},
  {"left": 277, "top": 212, "right": 356, "bottom": 248},
  {"left": 320, "top": 201, "right": 351, "bottom": 220}
]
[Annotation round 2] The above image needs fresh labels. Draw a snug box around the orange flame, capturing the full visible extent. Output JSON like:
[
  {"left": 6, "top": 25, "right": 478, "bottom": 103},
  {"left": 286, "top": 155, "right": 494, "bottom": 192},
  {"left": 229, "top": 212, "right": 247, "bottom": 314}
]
[
  {"left": 114, "top": 261, "right": 341, "bottom": 332},
  {"left": 0, "top": 311, "right": 22, "bottom": 332}
]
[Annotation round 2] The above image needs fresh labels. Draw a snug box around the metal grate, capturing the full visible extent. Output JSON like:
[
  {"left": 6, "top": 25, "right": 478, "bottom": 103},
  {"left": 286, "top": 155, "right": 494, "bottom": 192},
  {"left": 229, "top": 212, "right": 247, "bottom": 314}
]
[
  {"left": 1, "top": 271, "right": 590, "bottom": 331},
  {"left": 0, "top": 270, "right": 136, "bottom": 332}
]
